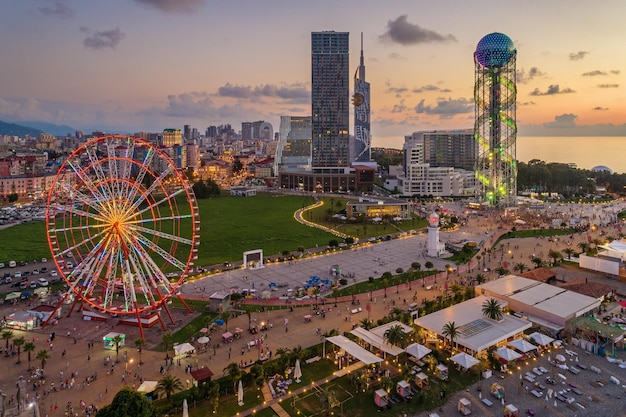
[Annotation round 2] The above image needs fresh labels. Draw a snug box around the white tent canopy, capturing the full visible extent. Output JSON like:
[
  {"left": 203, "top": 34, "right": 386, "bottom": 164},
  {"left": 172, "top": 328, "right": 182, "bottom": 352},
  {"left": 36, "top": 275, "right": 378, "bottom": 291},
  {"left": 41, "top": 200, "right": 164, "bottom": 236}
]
[
  {"left": 508, "top": 339, "right": 537, "bottom": 353},
  {"left": 495, "top": 347, "right": 522, "bottom": 361},
  {"left": 326, "top": 335, "right": 383, "bottom": 365},
  {"left": 405, "top": 343, "right": 432, "bottom": 360},
  {"left": 350, "top": 327, "right": 404, "bottom": 356},
  {"left": 137, "top": 381, "right": 158, "bottom": 393},
  {"left": 174, "top": 343, "right": 196, "bottom": 356},
  {"left": 450, "top": 352, "right": 480, "bottom": 369},
  {"left": 528, "top": 332, "right": 554, "bottom": 346}
]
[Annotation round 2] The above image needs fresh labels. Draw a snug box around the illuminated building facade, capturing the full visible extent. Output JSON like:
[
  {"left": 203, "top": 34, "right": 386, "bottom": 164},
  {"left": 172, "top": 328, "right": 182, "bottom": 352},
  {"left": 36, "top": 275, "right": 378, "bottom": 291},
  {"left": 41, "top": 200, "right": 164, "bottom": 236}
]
[{"left": 353, "top": 33, "right": 371, "bottom": 163}]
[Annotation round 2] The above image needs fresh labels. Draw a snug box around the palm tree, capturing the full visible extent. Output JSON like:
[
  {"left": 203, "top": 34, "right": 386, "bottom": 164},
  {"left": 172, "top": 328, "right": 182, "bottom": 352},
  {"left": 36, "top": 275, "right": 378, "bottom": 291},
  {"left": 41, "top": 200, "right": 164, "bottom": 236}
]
[
  {"left": 23, "top": 341, "right": 35, "bottom": 370},
  {"left": 513, "top": 263, "right": 528, "bottom": 274},
  {"left": 482, "top": 298, "right": 503, "bottom": 321},
  {"left": 220, "top": 310, "right": 231, "bottom": 331},
  {"left": 135, "top": 338, "right": 145, "bottom": 365},
  {"left": 562, "top": 247, "right": 576, "bottom": 260},
  {"left": 162, "top": 333, "right": 174, "bottom": 358},
  {"left": 441, "top": 321, "right": 458, "bottom": 350},
  {"left": 13, "top": 336, "right": 25, "bottom": 364},
  {"left": 112, "top": 335, "right": 123, "bottom": 363},
  {"left": 389, "top": 307, "right": 404, "bottom": 320},
  {"left": 495, "top": 266, "right": 509, "bottom": 276},
  {"left": 531, "top": 256, "right": 543, "bottom": 269},
  {"left": 36, "top": 349, "right": 50, "bottom": 369},
  {"left": 156, "top": 375, "right": 183, "bottom": 401},
  {"left": 275, "top": 347, "right": 291, "bottom": 359},
  {"left": 592, "top": 238, "right": 602, "bottom": 254},
  {"left": 450, "top": 283, "right": 463, "bottom": 301},
  {"left": 382, "top": 272, "right": 392, "bottom": 298},
  {"left": 223, "top": 362, "right": 242, "bottom": 392},
  {"left": 475, "top": 273, "right": 486, "bottom": 285},
  {"left": 577, "top": 241, "right": 589, "bottom": 255},
  {"left": 1, "top": 330, "right": 13, "bottom": 355},
  {"left": 444, "top": 264, "right": 452, "bottom": 280},
  {"left": 547, "top": 249, "right": 562, "bottom": 266},
  {"left": 383, "top": 324, "right": 409, "bottom": 348},
  {"left": 359, "top": 318, "right": 373, "bottom": 330}
]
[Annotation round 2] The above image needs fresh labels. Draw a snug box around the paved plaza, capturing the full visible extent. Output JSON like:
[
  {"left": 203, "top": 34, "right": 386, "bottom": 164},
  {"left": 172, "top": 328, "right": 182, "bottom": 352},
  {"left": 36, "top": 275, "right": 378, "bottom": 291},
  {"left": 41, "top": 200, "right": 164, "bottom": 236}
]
[{"left": 1, "top": 200, "right": 626, "bottom": 416}]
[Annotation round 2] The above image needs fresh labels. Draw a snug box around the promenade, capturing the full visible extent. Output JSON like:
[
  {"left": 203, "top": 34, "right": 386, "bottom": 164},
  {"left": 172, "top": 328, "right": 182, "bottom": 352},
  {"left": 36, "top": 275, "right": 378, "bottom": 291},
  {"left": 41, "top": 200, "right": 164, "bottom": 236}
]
[{"left": 1, "top": 200, "right": 626, "bottom": 416}]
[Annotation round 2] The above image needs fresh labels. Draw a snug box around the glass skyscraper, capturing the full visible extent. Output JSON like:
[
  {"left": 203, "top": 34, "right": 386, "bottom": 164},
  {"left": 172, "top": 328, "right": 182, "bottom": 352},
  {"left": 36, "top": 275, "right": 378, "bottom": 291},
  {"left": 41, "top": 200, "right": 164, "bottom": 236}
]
[{"left": 311, "top": 31, "right": 350, "bottom": 171}]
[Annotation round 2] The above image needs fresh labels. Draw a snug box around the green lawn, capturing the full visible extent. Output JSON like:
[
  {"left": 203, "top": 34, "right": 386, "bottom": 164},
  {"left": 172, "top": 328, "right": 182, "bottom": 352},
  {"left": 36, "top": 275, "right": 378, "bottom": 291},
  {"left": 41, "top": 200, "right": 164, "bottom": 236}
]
[{"left": 0, "top": 193, "right": 338, "bottom": 267}]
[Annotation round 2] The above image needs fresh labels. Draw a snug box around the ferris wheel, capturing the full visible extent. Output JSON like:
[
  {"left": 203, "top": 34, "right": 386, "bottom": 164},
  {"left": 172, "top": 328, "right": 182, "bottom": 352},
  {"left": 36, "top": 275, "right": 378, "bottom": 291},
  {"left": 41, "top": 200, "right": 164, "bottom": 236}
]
[{"left": 44, "top": 135, "right": 199, "bottom": 336}]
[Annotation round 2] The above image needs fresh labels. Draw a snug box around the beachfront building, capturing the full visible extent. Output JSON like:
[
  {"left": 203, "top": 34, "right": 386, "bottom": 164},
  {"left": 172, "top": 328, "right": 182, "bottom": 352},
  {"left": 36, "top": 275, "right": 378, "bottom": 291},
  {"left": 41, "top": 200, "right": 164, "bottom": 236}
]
[
  {"left": 476, "top": 275, "right": 601, "bottom": 336},
  {"left": 414, "top": 295, "right": 532, "bottom": 355}
]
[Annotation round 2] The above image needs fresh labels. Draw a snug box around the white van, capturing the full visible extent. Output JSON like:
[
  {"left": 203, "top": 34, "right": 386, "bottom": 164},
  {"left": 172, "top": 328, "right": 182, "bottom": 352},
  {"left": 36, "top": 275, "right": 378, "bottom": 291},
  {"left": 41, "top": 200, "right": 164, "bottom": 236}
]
[{"left": 9, "top": 261, "right": 16, "bottom": 268}]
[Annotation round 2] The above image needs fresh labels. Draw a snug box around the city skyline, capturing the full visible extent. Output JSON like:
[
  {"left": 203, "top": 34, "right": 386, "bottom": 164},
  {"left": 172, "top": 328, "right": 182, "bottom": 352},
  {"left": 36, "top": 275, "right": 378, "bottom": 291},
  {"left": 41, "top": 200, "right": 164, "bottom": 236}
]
[{"left": 1, "top": 0, "right": 626, "bottom": 146}]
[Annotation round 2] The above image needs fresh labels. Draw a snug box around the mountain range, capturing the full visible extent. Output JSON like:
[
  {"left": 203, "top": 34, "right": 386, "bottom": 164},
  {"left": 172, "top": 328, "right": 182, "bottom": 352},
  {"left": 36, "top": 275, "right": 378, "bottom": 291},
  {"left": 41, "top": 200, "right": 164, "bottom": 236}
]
[{"left": 0, "top": 120, "right": 75, "bottom": 137}]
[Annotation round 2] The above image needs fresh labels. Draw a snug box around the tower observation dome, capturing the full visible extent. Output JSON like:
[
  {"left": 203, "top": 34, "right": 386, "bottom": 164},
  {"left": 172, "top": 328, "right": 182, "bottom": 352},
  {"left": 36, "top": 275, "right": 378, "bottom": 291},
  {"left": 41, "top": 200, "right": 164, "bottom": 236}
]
[{"left": 474, "top": 32, "right": 517, "bottom": 207}]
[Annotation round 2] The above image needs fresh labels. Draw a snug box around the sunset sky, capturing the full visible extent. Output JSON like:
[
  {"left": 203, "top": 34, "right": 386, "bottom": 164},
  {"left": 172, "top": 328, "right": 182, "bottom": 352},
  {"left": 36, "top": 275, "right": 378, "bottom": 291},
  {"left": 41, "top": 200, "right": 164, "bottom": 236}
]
[{"left": 2, "top": 0, "right": 626, "bottom": 147}]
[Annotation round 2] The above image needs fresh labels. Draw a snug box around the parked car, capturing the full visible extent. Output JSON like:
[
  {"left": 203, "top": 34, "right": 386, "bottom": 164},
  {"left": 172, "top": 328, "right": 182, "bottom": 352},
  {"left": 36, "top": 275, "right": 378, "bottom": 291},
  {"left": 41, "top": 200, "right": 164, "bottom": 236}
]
[
  {"left": 41, "top": 258, "right": 47, "bottom": 263},
  {"left": 4, "top": 276, "right": 11, "bottom": 284},
  {"left": 29, "top": 281, "right": 37, "bottom": 289},
  {"left": 37, "top": 278, "right": 49, "bottom": 287},
  {"left": 40, "top": 267, "right": 48, "bottom": 273},
  {"left": 14, "top": 271, "right": 22, "bottom": 279},
  {"left": 8, "top": 261, "right": 16, "bottom": 268},
  {"left": 32, "top": 269, "right": 39, "bottom": 275},
  {"left": 19, "top": 281, "right": 27, "bottom": 289},
  {"left": 0, "top": 262, "right": 4, "bottom": 268},
  {"left": 50, "top": 270, "right": 58, "bottom": 277}
]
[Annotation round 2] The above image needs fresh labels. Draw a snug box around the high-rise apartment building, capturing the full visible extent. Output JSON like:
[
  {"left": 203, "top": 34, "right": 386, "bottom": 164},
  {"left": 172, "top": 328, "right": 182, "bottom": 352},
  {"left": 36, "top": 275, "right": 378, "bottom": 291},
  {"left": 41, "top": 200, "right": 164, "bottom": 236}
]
[
  {"left": 161, "top": 128, "right": 183, "bottom": 147},
  {"left": 311, "top": 31, "right": 350, "bottom": 171},
  {"left": 353, "top": 33, "right": 371, "bottom": 163},
  {"left": 275, "top": 116, "right": 312, "bottom": 175}
]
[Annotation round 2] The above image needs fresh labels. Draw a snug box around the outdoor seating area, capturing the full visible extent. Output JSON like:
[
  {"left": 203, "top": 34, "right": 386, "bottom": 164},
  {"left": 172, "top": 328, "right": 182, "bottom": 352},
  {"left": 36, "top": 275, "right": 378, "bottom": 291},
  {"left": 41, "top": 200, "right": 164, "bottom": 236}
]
[{"left": 267, "top": 375, "right": 292, "bottom": 398}]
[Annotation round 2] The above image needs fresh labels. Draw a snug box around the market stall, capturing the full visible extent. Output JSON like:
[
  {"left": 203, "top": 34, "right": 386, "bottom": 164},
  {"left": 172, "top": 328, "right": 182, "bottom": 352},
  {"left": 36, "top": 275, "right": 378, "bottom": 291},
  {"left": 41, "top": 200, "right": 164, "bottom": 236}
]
[
  {"left": 503, "top": 404, "right": 519, "bottom": 417},
  {"left": 103, "top": 332, "right": 125, "bottom": 350},
  {"left": 374, "top": 389, "right": 390, "bottom": 409},
  {"left": 435, "top": 363, "right": 448, "bottom": 381},
  {"left": 457, "top": 397, "right": 472, "bottom": 415},
  {"left": 414, "top": 372, "right": 429, "bottom": 390},
  {"left": 396, "top": 380, "right": 412, "bottom": 399}
]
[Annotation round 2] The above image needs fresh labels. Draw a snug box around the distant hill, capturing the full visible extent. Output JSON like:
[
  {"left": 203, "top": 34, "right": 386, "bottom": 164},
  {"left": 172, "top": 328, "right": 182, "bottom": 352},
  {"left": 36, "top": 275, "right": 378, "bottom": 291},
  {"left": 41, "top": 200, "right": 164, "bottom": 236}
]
[
  {"left": 18, "top": 121, "right": 75, "bottom": 136},
  {"left": 0, "top": 120, "right": 42, "bottom": 137}
]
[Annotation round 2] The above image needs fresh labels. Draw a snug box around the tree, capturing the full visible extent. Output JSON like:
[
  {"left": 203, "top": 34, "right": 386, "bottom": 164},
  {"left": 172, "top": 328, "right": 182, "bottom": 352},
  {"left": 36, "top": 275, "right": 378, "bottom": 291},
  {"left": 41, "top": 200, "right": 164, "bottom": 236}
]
[
  {"left": 577, "top": 242, "right": 589, "bottom": 254},
  {"left": 441, "top": 321, "right": 458, "bottom": 349},
  {"left": 513, "top": 263, "right": 528, "bottom": 274},
  {"left": 359, "top": 318, "right": 373, "bottom": 330},
  {"left": 1, "top": 329, "right": 13, "bottom": 355},
  {"left": 424, "top": 261, "right": 434, "bottom": 270},
  {"left": 23, "top": 341, "right": 35, "bottom": 370},
  {"left": 134, "top": 338, "right": 145, "bottom": 365},
  {"left": 592, "top": 238, "right": 602, "bottom": 254},
  {"left": 475, "top": 273, "right": 486, "bottom": 285},
  {"left": 220, "top": 310, "right": 231, "bottom": 331},
  {"left": 232, "top": 157, "right": 244, "bottom": 174},
  {"left": 112, "top": 335, "right": 123, "bottom": 363},
  {"left": 95, "top": 386, "right": 154, "bottom": 417},
  {"left": 7, "top": 193, "right": 18, "bottom": 203},
  {"left": 155, "top": 375, "right": 183, "bottom": 401},
  {"left": 36, "top": 349, "right": 50, "bottom": 369},
  {"left": 547, "top": 249, "right": 562, "bottom": 266},
  {"left": 13, "top": 336, "right": 25, "bottom": 364},
  {"left": 531, "top": 256, "right": 543, "bottom": 269},
  {"left": 223, "top": 362, "right": 242, "bottom": 392},
  {"left": 383, "top": 324, "right": 409, "bottom": 348},
  {"left": 482, "top": 298, "right": 503, "bottom": 321},
  {"left": 562, "top": 247, "right": 576, "bottom": 260},
  {"left": 162, "top": 333, "right": 174, "bottom": 358},
  {"left": 206, "top": 381, "right": 220, "bottom": 414}
]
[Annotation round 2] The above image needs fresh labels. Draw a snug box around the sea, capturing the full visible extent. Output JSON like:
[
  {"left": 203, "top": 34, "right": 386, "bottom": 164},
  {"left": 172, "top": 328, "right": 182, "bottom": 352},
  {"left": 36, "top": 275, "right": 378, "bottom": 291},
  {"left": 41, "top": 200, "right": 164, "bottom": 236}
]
[{"left": 372, "top": 136, "right": 626, "bottom": 175}]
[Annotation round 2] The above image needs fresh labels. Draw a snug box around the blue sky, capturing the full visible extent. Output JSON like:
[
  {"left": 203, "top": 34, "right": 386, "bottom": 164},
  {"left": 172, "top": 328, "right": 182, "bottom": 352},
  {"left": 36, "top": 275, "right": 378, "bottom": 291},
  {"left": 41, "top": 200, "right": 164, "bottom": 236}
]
[{"left": 1, "top": 0, "right": 626, "bottom": 145}]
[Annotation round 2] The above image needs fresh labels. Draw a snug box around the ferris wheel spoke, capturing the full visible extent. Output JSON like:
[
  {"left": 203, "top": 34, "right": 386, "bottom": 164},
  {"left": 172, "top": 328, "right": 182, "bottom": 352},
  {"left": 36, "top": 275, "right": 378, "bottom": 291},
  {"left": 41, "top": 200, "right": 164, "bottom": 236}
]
[
  {"left": 49, "top": 221, "right": 108, "bottom": 234},
  {"left": 84, "top": 146, "right": 117, "bottom": 203},
  {"left": 120, "top": 148, "right": 155, "bottom": 215},
  {"left": 129, "top": 187, "right": 186, "bottom": 221},
  {"left": 105, "top": 140, "right": 122, "bottom": 200},
  {"left": 101, "top": 250, "right": 120, "bottom": 310},
  {"left": 135, "top": 235, "right": 188, "bottom": 271},
  {"left": 53, "top": 183, "right": 108, "bottom": 218},
  {"left": 56, "top": 228, "right": 109, "bottom": 259},
  {"left": 123, "top": 165, "right": 174, "bottom": 217},
  {"left": 65, "top": 159, "right": 108, "bottom": 205},
  {"left": 127, "top": 250, "right": 161, "bottom": 306},
  {"left": 131, "top": 224, "right": 193, "bottom": 246},
  {"left": 128, "top": 239, "right": 175, "bottom": 298},
  {"left": 125, "top": 214, "right": 193, "bottom": 226}
]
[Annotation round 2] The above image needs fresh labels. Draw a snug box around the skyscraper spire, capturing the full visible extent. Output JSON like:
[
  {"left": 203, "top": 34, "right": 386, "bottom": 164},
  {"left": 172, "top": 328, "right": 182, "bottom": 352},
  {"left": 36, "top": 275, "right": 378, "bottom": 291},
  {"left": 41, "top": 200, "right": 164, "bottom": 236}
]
[{"left": 359, "top": 32, "right": 365, "bottom": 80}]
